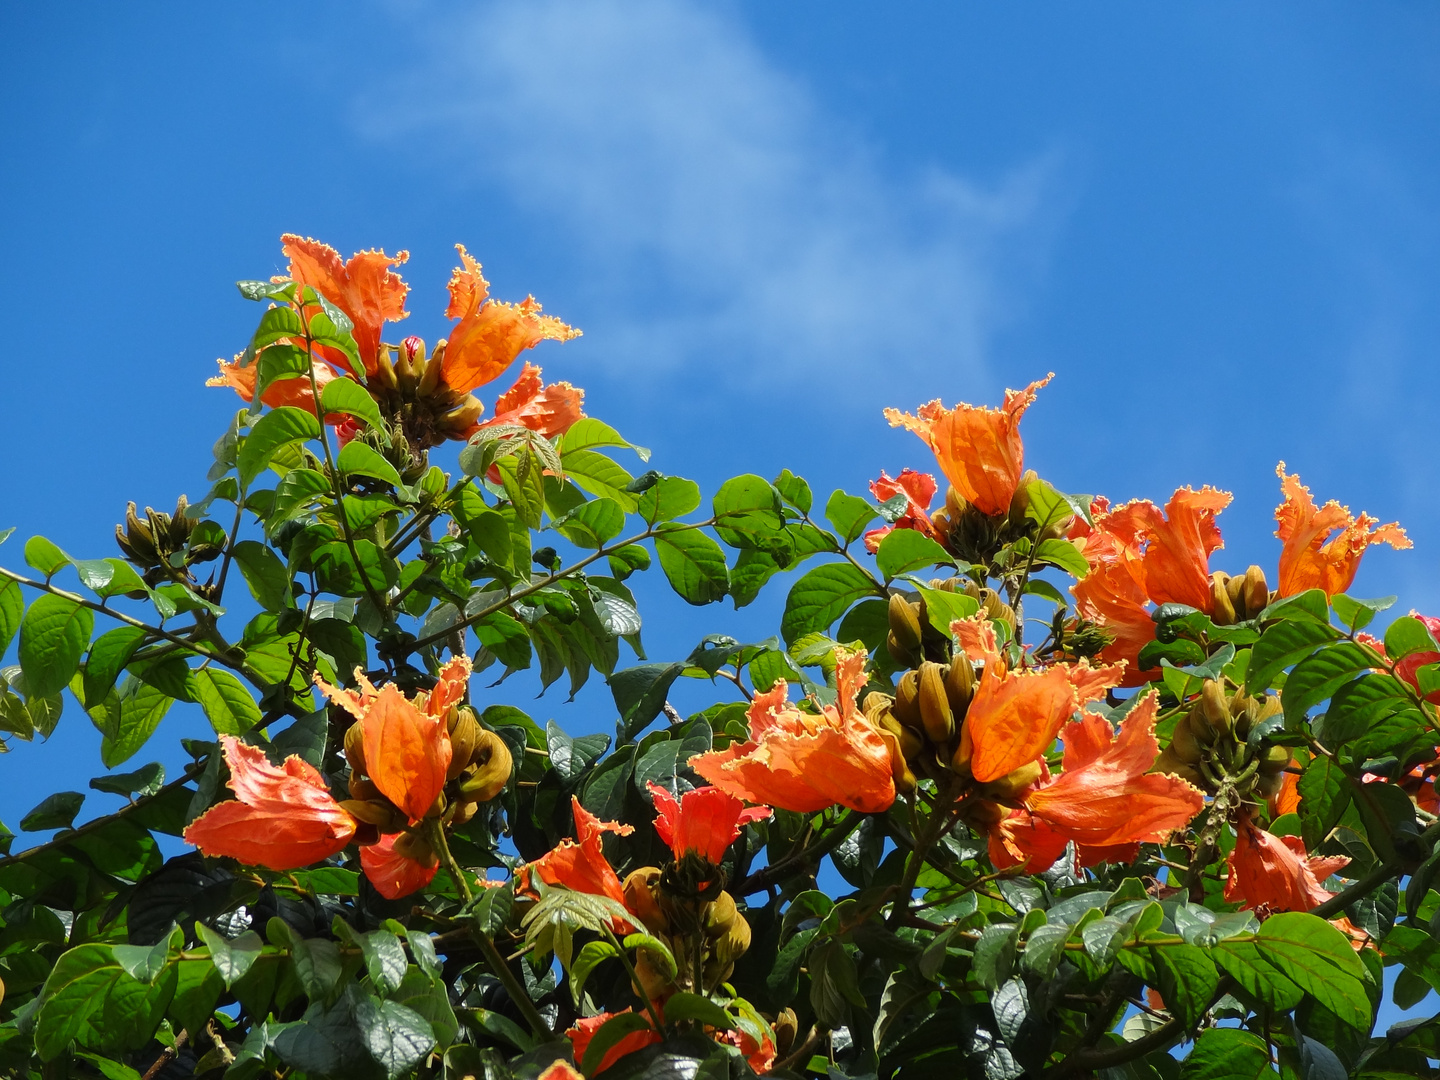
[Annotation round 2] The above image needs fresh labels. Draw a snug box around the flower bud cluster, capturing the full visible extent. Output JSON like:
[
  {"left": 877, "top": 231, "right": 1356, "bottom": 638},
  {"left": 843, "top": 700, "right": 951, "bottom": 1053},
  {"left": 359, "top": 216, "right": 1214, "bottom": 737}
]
[
  {"left": 1152, "top": 679, "right": 1291, "bottom": 800},
  {"left": 114, "top": 496, "right": 221, "bottom": 585},
  {"left": 364, "top": 336, "right": 484, "bottom": 452},
  {"left": 1208, "top": 565, "right": 1274, "bottom": 625},
  {"left": 928, "top": 471, "right": 1069, "bottom": 564},
  {"left": 339, "top": 704, "right": 512, "bottom": 862},
  {"left": 621, "top": 866, "right": 752, "bottom": 999}
]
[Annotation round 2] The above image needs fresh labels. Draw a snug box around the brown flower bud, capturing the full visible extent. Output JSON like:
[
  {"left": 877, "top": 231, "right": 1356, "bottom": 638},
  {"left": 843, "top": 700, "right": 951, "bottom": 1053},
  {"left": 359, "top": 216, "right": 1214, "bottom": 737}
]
[
  {"left": 893, "top": 670, "right": 923, "bottom": 730},
  {"left": 945, "top": 654, "right": 976, "bottom": 713},
  {"left": 392, "top": 830, "right": 438, "bottom": 868},
  {"left": 457, "top": 729, "right": 513, "bottom": 802},
  {"left": 1210, "top": 572, "right": 1237, "bottom": 625},
  {"left": 624, "top": 867, "right": 668, "bottom": 933},
  {"left": 981, "top": 759, "right": 1042, "bottom": 801},
  {"left": 447, "top": 707, "right": 483, "bottom": 780},
  {"left": 1243, "top": 565, "right": 1269, "bottom": 619}
]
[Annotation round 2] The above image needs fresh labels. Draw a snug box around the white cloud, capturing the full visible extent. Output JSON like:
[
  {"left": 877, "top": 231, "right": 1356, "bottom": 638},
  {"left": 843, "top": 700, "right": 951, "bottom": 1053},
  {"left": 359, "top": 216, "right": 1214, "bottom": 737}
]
[{"left": 361, "top": 0, "right": 1058, "bottom": 397}]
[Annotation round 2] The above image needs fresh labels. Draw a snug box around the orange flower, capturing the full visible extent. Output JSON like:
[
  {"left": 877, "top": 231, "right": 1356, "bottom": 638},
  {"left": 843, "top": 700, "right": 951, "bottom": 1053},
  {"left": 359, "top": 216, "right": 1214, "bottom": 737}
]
[
  {"left": 566, "top": 1010, "right": 663, "bottom": 1075},
  {"left": 519, "top": 795, "right": 635, "bottom": 912},
  {"left": 281, "top": 234, "right": 411, "bottom": 376},
  {"left": 884, "top": 374, "right": 1053, "bottom": 516},
  {"left": 439, "top": 245, "right": 581, "bottom": 396},
  {"left": 315, "top": 657, "right": 469, "bottom": 824},
  {"left": 690, "top": 648, "right": 896, "bottom": 814},
  {"left": 1274, "top": 463, "right": 1410, "bottom": 597},
  {"left": 953, "top": 615, "right": 1123, "bottom": 784},
  {"left": 476, "top": 361, "right": 586, "bottom": 439},
  {"left": 207, "top": 351, "right": 339, "bottom": 412},
  {"left": 863, "top": 469, "right": 938, "bottom": 553},
  {"left": 184, "top": 735, "right": 356, "bottom": 871},
  {"left": 1269, "top": 771, "right": 1300, "bottom": 818},
  {"left": 648, "top": 783, "right": 771, "bottom": 865},
  {"left": 538, "top": 1064, "right": 585, "bottom": 1080},
  {"left": 1224, "top": 813, "right": 1349, "bottom": 913},
  {"left": 1070, "top": 487, "right": 1230, "bottom": 684},
  {"left": 988, "top": 692, "right": 1205, "bottom": 870},
  {"left": 359, "top": 831, "right": 439, "bottom": 900}
]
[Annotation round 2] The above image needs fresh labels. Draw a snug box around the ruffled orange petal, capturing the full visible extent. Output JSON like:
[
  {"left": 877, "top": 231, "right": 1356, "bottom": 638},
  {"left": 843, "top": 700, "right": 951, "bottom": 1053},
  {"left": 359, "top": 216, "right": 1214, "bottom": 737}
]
[
  {"left": 567, "top": 1010, "right": 662, "bottom": 1075},
  {"left": 1136, "top": 487, "right": 1231, "bottom": 612},
  {"left": 1270, "top": 771, "right": 1301, "bottom": 818},
  {"left": 482, "top": 362, "right": 586, "bottom": 438},
  {"left": 690, "top": 650, "right": 896, "bottom": 814},
  {"left": 439, "top": 245, "right": 581, "bottom": 395},
  {"left": 360, "top": 685, "right": 453, "bottom": 823},
  {"left": 1224, "top": 814, "right": 1350, "bottom": 912},
  {"left": 520, "top": 796, "right": 635, "bottom": 911},
  {"left": 964, "top": 654, "right": 1122, "bottom": 784},
  {"left": 863, "top": 469, "right": 938, "bottom": 553},
  {"left": 425, "top": 655, "right": 473, "bottom": 721},
  {"left": 988, "top": 811, "right": 1071, "bottom": 871},
  {"left": 884, "top": 375, "right": 1052, "bottom": 516},
  {"left": 184, "top": 736, "right": 356, "bottom": 871},
  {"left": 1274, "top": 463, "right": 1411, "bottom": 598},
  {"left": 648, "top": 783, "right": 770, "bottom": 865},
  {"left": 207, "top": 353, "right": 340, "bottom": 412},
  {"left": 282, "top": 234, "right": 410, "bottom": 376},
  {"left": 1023, "top": 693, "right": 1204, "bottom": 848},
  {"left": 360, "top": 832, "right": 439, "bottom": 900}
]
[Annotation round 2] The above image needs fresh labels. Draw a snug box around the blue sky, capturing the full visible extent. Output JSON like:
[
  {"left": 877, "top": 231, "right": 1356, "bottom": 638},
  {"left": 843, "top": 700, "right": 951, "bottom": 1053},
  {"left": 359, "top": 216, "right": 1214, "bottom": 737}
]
[{"left": 2, "top": 0, "right": 1438, "bottom": 970}]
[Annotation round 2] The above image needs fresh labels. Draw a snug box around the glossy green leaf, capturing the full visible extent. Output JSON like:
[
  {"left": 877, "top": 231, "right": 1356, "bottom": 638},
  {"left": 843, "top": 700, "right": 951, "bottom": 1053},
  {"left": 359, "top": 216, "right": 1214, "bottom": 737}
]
[
  {"left": 635, "top": 475, "right": 702, "bottom": 524},
  {"left": 238, "top": 406, "right": 321, "bottom": 487},
  {"left": 24, "top": 535, "right": 70, "bottom": 576},
  {"left": 1035, "top": 537, "right": 1089, "bottom": 579},
  {"left": 554, "top": 497, "right": 625, "bottom": 548},
  {"left": 1282, "top": 642, "right": 1372, "bottom": 726},
  {"left": 82, "top": 626, "right": 147, "bottom": 707},
  {"left": 0, "top": 576, "right": 21, "bottom": 657},
  {"left": 1384, "top": 613, "right": 1439, "bottom": 659},
  {"left": 192, "top": 668, "right": 261, "bottom": 736},
  {"left": 494, "top": 449, "right": 546, "bottom": 529},
  {"left": 875, "top": 529, "right": 953, "bottom": 580},
  {"left": 1152, "top": 942, "right": 1219, "bottom": 1028},
  {"left": 336, "top": 440, "right": 405, "bottom": 488},
  {"left": 195, "top": 925, "right": 263, "bottom": 989},
  {"left": 33, "top": 943, "right": 176, "bottom": 1060},
  {"left": 20, "top": 790, "right": 85, "bottom": 831},
  {"left": 1247, "top": 620, "right": 1335, "bottom": 694},
  {"left": 101, "top": 681, "right": 175, "bottom": 768},
  {"left": 561, "top": 448, "right": 638, "bottom": 512},
  {"left": 663, "top": 991, "right": 736, "bottom": 1030},
  {"left": 654, "top": 525, "right": 728, "bottom": 605},
  {"left": 824, "top": 489, "right": 878, "bottom": 546},
  {"left": 320, "top": 377, "right": 387, "bottom": 438},
  {"left": 353, "top": 994, "right": 436, "bottom": 1080},
  {"left": 89, "top": 761, "right": 165, "bottom": 799},
  {"left": 781, "top": 562, "right": 880, "bottom": 645},
  {"left": 19, "top": 593, "right": 93, "bottom": 697},
  {"left": 1254, "top": 912, "right": 1370, "bottom": 1029},
  {"left": 1297, "top": 755, "right": 1350, "bottom": 851},
  {"left": 1179, "top": 1028, "right": 1274, "bottom": 1080}
]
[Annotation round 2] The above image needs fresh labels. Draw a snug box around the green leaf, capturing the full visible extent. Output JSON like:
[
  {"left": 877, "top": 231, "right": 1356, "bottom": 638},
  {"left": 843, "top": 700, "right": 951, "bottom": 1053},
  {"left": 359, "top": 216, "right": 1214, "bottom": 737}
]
[
  {"left": 569, "top": 939, "right": 620, "bottom": 1003},
  {"left": 33, "top": 943, "right": 176, "bottom": 1060},
  {"left": 494, "top": 449, "right": 547, "bottom": 530},
  {"left": 249, "top": 344, "right": 312, "bottom": 413},
  {"left": 90, "top": 761, "right": 165, "bottom": 799},
  {"left": 609, "top": 662, "right": 685, "bottom": 738},
  {"left": 129, "top": 653, "right": 197, "bottom": 702},
  {"left": 1297, "top": 755, "right": 1350, "bottom": 851},
  {"left": 1152, "top": 942, "right": 1219, "bottom": 1028},
  {"left": 353, "top": 995, "right": 437, "bottom": 1079},
  {"left": 337, "top": 440, "right": 405, "bottom": 488},
  {"left": 311, "top": 540, "right": 398, "bottom": 596},
  {"left": 102, "top": 681, "right": 175, "bottom": 768},
  {"left": 911, "top": 582, "right": 980, "bottom": 637},
  {"left": 250, "top": 302, "right": 304, "bottom": 347},
  {"left": 729, "top": 548, "right": 782, "bottom": 609},
  {"left": 1259, "top": 588, "right": 1331, "bottom": 625},
  {"left": 192, "top": 668, "right": 262, "bottom": 736},
  {"left": 82, "top": 626, "right": 147, "bottom": 706},
  {"left": 1329, "top": 593, "right": 1394, "bottom": 633},
  {"left": 1384, "top": 614, "right": 1439, "bottom": 659},
  {"left": 825, "top": 489, "right": 878, "bottom": 546},
  {"left": 781, "top": 562, "right": 880, "bottom": 645},
  {"left": 1247, "top": 620, "right": 1335, "bottom": 694},
  {"left": 1021, "top": 478, "right": 1092, "bottom": 530},
  {"left": 546, "top": 721, "right": 611, "bottom": 782},
  {"left": 24, "top": 535, "right": 70, "bottom": 576},
  {"left": 630, "top": 475, "right": 700, "bottom": 526},
  {"left": 114, "top": 928, "right": 179, "bottom": 984},
  {"left": 554, "top": 497, "right": 626, "bottom": 548},
  {"left": 1179, "top": 1028, "right": 1274, "bottom": 1080},
  {"left": 0, "top": 577, "right": 22, "bottom": 657},
  {"left": 81, "top": 558, "right": 150, "bottom": 600},
  {"left": 561, "top": 417, "right": 648, "bottom": 460},
  {"left": 1035, "top": 537, "right": 1089, "bottom": 579},
  {"left": 195, "top": 925, "right": 263, "bottom": 989},
  {"left": 561, "top": 448, "right": 638, "bottom": 512},
  {"left": 269, "top": 467, "right": 331, "bottom": 527},
  {"left": 1254, "top": 912, "right": 1370, "bottom": 1029},
  {"left": 655, "top": 525, "right": 729, "bottom": 605},
  {"left": 875, "top": 529, "right": 953, "bottom": 580},
  {"left": 1282, "top": 642, "right": 1373, "bottom": 726},
  {"left": 238, "top": 406, "right": 321, "bottom": 487},
  {"left": 773, "top": 469, "right": 813, "bottom": 515},
  {"left": 809, "top": 939, "right": 864, "bottom": 1028},
  {"left": 1211, "top": 939, "right": 1304, "bottom": 1011},
  {"left": 232, "top": 540, "right": 294, "bottom": 611},
  {"left": 356, "top": 930, "right": 408, "bottom": 996},
  {"left": 19, "top": 594, "right": 93, "bottom": 697},
  {"left": 20, "top": 790, "right": 85, "bottom": 831},
  {"left": 663, "top": 991, "right": 736, "bottom": 1030},
  {"left": 320, "top": 377, "right": 388, "bottom": 439}
]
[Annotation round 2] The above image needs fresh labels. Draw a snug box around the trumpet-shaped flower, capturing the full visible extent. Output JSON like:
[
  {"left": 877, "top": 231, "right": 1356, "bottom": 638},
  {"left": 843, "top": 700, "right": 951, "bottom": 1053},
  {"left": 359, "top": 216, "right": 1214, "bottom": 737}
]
[
  {"left": 988, "top": 692, "right": 1205, "bottom": 870},
  {"left": 316, "top": 657, "right": 469, "bottom": 823},
  {"left": 863, "top": 469, "right": 938, "bottom": 553},
  {"left": 439, "top": 245, "right": 581, "bottom": 395},
  {"left": 953, "top": 614, "right": 1123, "bottom": 784},
  {"left": 690, "top": 648, "right": 896, "bottom": 814},
  {"left": 1224, "top": 813, "right": 1350, "bottom": 913},
  {"left": 884, "top": 375, "right": 1052, "bottom": 516},
  {"left": 184, "top": 736, "right": 356, "bottom": 871},
  {"left": 1274, "top": 463, "right": 1410, "bottom": 598},
  {"left": 359, "top": 831, "right": 439, "bottom": 900},
  {"left": 477, "top": 361, "right": 586, "bottom": 439},
  {"left": 282, "top": 234, "right": 410, "bottom": 377},
  {"left": 519, "top": 795, "right": 635, "bottom": 911},
  {"left": 647, "top": 783, "right": 771, "bottom": 865},
  {"left": 206, "top": 351, "right": 340, "bottom": 413}
]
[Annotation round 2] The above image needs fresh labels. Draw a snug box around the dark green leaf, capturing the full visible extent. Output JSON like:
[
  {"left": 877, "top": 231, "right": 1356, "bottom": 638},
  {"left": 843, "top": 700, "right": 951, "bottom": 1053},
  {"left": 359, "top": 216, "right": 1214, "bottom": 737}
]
[
  {"left": 560, "top": 448, "right": 638, "bottom": 513},
  {"left": 1297, "top": 755, "right": 1350, "bottom": 851},
  {"left": 1282, "top": 643, "right": 1373, "bottom": 726},
  {"left": 337, "top": 440, "right": 405, "bottom": 488},
  {"left": 0, "top": 577, "right": 22, "bottom": 657},
  {"left": 780, "top": 562, "right": 880, "bottom": 645},
  {"left": 195, "top": 924, "right": 263, "bottom": 989},
  {"left": 190, "top": 668, "right": 262, "bottom": 737},
  {"left": 1384, "top": 614, "right": 1439, "bottom": 660},
  {"left": 1152, "top": 943, "right": 1219, "bottom": 1028},
  {"left": 609, "top": 662, "right": 685, "bottom": 738},
  {"left": 1259, "top": 589, "right": 1330, "bottom": 625},
  {"left": 663, "top": 991, "right": 736, "bottom": 1030},
  {"left": 83, "top": 626, "right": 147, "bottom": 707},
  {"left": 20, "top": 790, "right": 85, "bottom": 831},
  {"left": 1329, "top": 593, "right": 1394, "bottom": 633},
  {"left": 547, "top": 721, "right": 611, "bottom": 782},
  {"left": 1255, "top": 912, "right": 1370, "bottom": 1029},
  {"left": 238, "top": 406, "right": 321, "bottom": 487},
  {"left": 1247, "top": 620, "right": 1335, "bottom": 694},
  {"left": 90, "top": 761, "right": 165, "bottom": 799},
  {"left": 19, "top": 593, "right": 93, "bottom": 697},
  {"left": 728, "top": 548, "right": 781, "bottom": 609},
  {"left": 102, "top": 681, "right": 174, "bottom": 768},
  {"left": 357, "top": 929, "right": 408, "bottom": 996},
  {"left": 1179, "top": 1028, "right": 1273, "bottom": 1080},
  {"left": 33, "top": 943, "right": 176, "bottom": 1060}
]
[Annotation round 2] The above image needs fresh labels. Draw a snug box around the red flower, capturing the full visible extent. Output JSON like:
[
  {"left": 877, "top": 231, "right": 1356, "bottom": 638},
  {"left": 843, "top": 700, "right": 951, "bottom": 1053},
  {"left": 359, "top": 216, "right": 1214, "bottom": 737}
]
[
  {"left": 690, "top": 648, "right": 896, "bottom": 814},
  {"left": 282, "top": 234, "right": 411, "bottom": 377},
  {"left": 359, "top": 831, "right": 439, "bottom": 900},
  {"left": 863, "top": 469, "right": 938, "bottom": 553},
  {"left": 884, "top": 375, "right": 1052, "bottom": 516},
  {"left": 478, "top": 361, "right": 585, "bottom": 439},
  {"left": 647, "top": 783, "right": 771, "bottom": 864},
  {"left": 184, "top": 736, "right": 356, "bottom": 872},
  {"left": 1274, "top": 463, "right": 1409, "bottom": 598},
  {"left": 1225, "top": 812, "right": 1349, "bottom": 914}
]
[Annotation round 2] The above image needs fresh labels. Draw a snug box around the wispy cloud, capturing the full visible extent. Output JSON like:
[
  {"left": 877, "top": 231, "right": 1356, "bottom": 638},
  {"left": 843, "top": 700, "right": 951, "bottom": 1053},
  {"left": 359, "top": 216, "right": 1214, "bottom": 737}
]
[{"left": 361, "top": 0, "right": 1059, "bottom": 399}]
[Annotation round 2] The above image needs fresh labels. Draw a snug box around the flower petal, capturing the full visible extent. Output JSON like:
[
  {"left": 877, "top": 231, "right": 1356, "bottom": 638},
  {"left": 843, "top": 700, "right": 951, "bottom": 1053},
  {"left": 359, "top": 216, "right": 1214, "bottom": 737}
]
[
  {"left": 1275, "top": 463, "right": 1410, "bottom": 598},
  {"left": 483, "top": 362, "right": 586, "bottom": 438},
  {"left": 361, "top": 685, "right": 452, "bottom": 823},
  {"left": 360, "top": 832, "right": 439, "bottom": 900},
  {"left": 282, "top": 234, "right": 410, "bottom": 376},
  {"left": 647, "top": 783, "right": 770, "bottom": 864}
]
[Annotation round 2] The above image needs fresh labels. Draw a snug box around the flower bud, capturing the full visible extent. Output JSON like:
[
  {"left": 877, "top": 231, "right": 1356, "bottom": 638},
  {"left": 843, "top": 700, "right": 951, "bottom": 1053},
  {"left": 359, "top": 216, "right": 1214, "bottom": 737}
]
[
  {"left": 457, "top": 730, "right": 514, "bottom": 802},
  {"left": 1168, "top": 714, "right": 1203, "bottom": 764},
  {"left": 392, "top": 830, "right": 438, "bottom": 868},
  {"left": 945, "top": 654, "right": 976, "bottom": 713},
  {"left": 893, "top": 670, "right": 923, "bottom": 730},
  {"left": 623, "top": 867, "right": 668, "bottom": 933},
  {"left": 1209, "top": 572, "right": 1237, "bottom": 625},
  {"left": 447, "top": 707, "right": 482, "bottom": 780},
  {"left": 888, "top": 594, "right": 924, "bottom": 653},
  {"left": 344, "top": 721, "right": 368, "bottom": 777},
  {"left": 917, "top": 662, "right": 954, "bottom": 745},
  {"left": 340, "top": 798, "right": 407, "bottom": 832},
  {"left": 348, "top": 774, "right": 381, "bottom": 801},
  {"left": 1242, "top": 565, "right": 1270, "bottom": 619},
  {"left": 981, "top": 759, "right": 1042, "bottom": 801}
]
